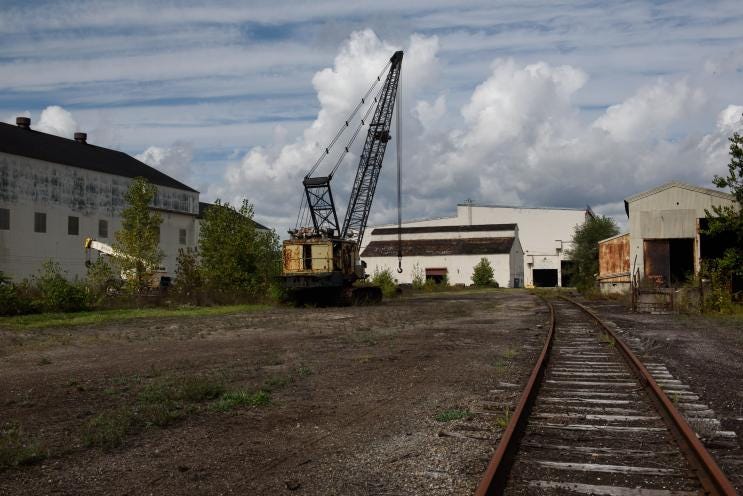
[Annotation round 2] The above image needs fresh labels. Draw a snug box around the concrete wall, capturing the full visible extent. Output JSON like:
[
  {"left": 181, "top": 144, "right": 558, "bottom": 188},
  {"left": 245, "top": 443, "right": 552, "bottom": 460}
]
[
  {"left": 627, "top": 185, "right": 737, "bottom": 280},
  {"left": 364, "top": 252, "right": 515, "bottom": 287},
  {"left": 0, "top": 152, "right": 198, "bottom": 281}
]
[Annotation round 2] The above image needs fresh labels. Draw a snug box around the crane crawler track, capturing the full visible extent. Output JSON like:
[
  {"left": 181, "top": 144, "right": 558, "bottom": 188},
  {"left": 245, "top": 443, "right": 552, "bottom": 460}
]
[{"left": 476, "top": 295, "right": 736, "bottom": 495}]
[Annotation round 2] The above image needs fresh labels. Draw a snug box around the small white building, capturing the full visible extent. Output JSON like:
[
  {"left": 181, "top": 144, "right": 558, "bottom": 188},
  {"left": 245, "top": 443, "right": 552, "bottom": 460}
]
[
  {"left": 361, "top": 202, "right": 589, "bottom": 287},
  {"left": 361, "top": 223, "right": 524, "bottom": 287},
  {"left": 0, "top": 117, "right": 201, "bottom": 281}
]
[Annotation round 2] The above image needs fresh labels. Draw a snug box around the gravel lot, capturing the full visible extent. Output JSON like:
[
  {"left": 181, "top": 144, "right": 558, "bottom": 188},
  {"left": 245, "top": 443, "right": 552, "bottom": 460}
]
[{"left": 0, "top": 290, "right": 546, "bottom": 495}]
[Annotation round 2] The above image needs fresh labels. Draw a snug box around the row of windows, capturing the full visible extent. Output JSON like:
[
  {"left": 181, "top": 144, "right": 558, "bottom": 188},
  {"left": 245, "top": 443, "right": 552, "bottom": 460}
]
[{"left": 0, "top": 208, "right": 188, "bottom": 244}]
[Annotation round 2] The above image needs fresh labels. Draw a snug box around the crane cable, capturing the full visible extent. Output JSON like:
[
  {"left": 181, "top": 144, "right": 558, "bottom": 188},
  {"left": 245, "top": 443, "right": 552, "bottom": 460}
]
[
  {"left": 396, "top": 68, "right": 403, "bottom": 274},
  {"left": 304, "top": 60, "right": 392, "bottom": 179}
]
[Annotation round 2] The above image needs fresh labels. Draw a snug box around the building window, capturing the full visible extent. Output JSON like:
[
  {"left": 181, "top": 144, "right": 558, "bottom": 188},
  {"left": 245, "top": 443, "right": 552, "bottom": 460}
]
[
  {"left": 99, "top": 219, "right": 108, "bottom": 238},
  {"left": 68, "top": 216, "right": 79, "bottom": 235},
  {"left": 34, "top": 212, "right": 46, "bottom": 233},
  {"left": 179, "top": 228, "right": 187, "bottom": 245},
  {"left": 0, "top": 208, "right": 9, "bottom": 230}
]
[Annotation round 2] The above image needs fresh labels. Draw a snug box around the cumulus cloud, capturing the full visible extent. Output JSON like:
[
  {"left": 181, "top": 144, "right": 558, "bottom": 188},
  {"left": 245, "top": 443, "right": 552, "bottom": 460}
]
[
  {"left": 212, "top": 29, "right": 740, "bottom": 235},
  {"left": 135, "top": 142, "right": 194, "bottom": 185},
  {"left": 212, "top": 29, "right": 440, "bottom": 231},
  {"left": 36, "top": 105, "right": 78, "bottom": 138},
  {"left": 5, "top": 106, "right": 78, "bottom": 138}
]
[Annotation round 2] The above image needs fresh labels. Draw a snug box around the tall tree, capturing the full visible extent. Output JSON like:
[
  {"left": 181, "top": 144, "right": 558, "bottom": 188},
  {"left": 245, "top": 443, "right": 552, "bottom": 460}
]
[
  {"left": 113, "top": 177, "right": 163, "bottom": 293},
  {"left": 566, "top": 215, "right": 619, "bottom": 291},
  {"left": 704, "top": 122, "right": 743, "bottom": 281},
  {"left": 198, "top": 199, "right": 280, "bottom": 295}
]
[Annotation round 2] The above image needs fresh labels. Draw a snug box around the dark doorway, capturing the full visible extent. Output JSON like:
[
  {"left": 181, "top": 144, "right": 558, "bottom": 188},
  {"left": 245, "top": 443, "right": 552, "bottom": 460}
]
[
  {"left": 533, "top": 269, "right": 558, "bottom": 287},
  {"left": 669, "top": 239, "right": 694, "bottom": 285},
  {"left": 425, "top": 268, "right": 447, "bottom": 284},
  {"left": 561, "top": 261, "right": 575, "bottom": 287},
  {"left": 644, "top": 238, "right": 694, "bottom": 287}
]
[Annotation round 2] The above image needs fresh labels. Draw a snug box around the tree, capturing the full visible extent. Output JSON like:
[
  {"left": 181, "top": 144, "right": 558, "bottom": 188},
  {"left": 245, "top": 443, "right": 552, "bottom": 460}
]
[
  {"left": 566, "top": 215, "right": 619, "bottom": 291},
  {"left": 198, "top": 199, "right": 280, "bottom": 295},
  {"left": 113, "top": 177, "right": 164, "bottom": 294},
  {"left": 471, "top": 257, "right": 495, "bottom": 287},
  {"left": 704, "top": 123, "right": 743, "bottom": 284},
  {"left": 173, "top": 247, "right": 203, "bottom": 299}
]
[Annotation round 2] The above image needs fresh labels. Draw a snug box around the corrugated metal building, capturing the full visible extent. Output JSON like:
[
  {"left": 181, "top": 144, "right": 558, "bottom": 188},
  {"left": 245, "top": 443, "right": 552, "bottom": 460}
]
[
  {"left": 361, "top": 203, "right": 590, "bottom": 287},
  {"left": 598, "top": 181, "right": 737, "bottom": 293},
  {"left": 0, "top": 118, "right": 209, "bottom": 282}
]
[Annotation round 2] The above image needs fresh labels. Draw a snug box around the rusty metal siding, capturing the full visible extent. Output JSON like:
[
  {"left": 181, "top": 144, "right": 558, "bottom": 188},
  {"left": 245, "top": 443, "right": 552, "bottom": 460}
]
[
  {"left": 598, "top": 233, "right": 630, "bottom": 279},
  {"left": 361, "top": 237, "right": 514, "bottom": 257},
  {"left": 643, "top": 239, "right": 670, "bottom": 286}
]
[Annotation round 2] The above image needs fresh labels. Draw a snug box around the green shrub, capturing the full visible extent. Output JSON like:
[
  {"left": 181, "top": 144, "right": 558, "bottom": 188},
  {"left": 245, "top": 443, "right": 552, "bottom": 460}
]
[
  {"left": 211, "top": 390, "right": 270, "bottom": 412},
  {"left": 371, "top": 268, "right": 397, "bottom": 298},
  {"left": 173, "top": 248, "right": 203, "bottom": 298},
  {"left": 85, "top": 258, "right": 119, "bottom": 303},
  {"left": 32, "top": 260, "right": 89, "bottom": 313},
  {"left": 82, "top": 409, "right": 133, "bottom": 449},
  {"left": 471, "top": 258, "right": 495, "bottom": 287}
]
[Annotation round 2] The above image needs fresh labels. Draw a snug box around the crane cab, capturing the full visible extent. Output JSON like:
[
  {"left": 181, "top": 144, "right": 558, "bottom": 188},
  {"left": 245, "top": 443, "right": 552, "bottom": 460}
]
[{"left": 281, "top": 237, "right": 362, "bottom": 283}]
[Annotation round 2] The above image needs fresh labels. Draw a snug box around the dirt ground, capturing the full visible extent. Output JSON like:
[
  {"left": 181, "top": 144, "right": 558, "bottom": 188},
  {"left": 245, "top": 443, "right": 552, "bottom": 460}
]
[
  {"left": 577, "top": 296, "right": 743, "bottom": 492},
  {"left": 0, "top": 290, "right": 546, "bottom": 495}
]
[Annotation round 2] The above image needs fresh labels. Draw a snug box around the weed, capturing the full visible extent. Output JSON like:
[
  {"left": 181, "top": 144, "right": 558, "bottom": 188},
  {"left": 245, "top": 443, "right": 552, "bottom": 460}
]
[
  {"left": 495, "top": 407, "right": 512, "bottom": 429},
  {"left": 434, "top": 409, "right": 472, "bottom": 422},
  {"left": 599, "top": 333, "right": 616, "bottom": 347},
  {"left": 502, "top": 348, "right": 517, "bottom": 360},
  {"left": 0, "top": 423, "right": 46, "bottom": 468},
  {"left": 670, "top": 391, "right": 680, "bottom": 406},
  {"left": 37, "top": 356, "right": 51, "bottom": 366},
  {"left": 82, "top": 408, "right": 133, "bottom": 449},
  {"left": 211, "top": 390, "right": 270, "bottom": 412},
  {"left": 296, "top": 365, "right": 312, "bottom": 377},
  {"left": 138, "top": 376, "right": 225, "bottom": 404},
  {"left": 135, "top": 402, "right": 186, "bottom": 427}
]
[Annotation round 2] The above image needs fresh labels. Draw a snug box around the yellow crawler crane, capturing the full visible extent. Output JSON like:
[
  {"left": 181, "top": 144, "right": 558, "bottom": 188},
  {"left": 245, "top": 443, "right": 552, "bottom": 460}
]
[{"left": 280, "top": 51, "right": 404, "bottom": 305}]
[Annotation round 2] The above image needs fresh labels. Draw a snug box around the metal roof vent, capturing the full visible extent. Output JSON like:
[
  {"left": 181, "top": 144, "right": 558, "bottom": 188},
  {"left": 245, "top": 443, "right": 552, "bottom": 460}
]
[
  {"left": 16, "top": 116, "right": 30, "bottom": 129},
  {"left": 74, "top": 132, "right": 87, "bottom": 143}
]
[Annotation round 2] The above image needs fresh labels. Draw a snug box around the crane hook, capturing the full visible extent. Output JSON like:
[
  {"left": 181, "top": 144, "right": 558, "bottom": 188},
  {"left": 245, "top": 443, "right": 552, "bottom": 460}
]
[{"left": 397, "top": 257, "right": 403, "bottom": 274}]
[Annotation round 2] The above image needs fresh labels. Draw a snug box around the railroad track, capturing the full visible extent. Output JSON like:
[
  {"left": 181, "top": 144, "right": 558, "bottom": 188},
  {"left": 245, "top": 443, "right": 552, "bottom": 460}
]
[{"left": 476, "top": 296, "right": 736, "bottom": 495}]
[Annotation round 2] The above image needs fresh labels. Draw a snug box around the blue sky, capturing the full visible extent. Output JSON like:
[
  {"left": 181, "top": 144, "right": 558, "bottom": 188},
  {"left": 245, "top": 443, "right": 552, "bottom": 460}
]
[{"left": 1, "top": 0, "right": 742, "bottom": 231}]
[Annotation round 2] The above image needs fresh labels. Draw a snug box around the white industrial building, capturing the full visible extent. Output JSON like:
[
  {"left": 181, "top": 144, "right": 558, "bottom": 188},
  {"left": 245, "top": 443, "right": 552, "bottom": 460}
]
[
  {"left": 361, "top": 202, "right": 590, "bottom": 288},
  {"left": 0, "top": 117, "right": 266, "bottom": 283},
  {"left": 598, "top": 181, "right": 738, "bottom": 294}
]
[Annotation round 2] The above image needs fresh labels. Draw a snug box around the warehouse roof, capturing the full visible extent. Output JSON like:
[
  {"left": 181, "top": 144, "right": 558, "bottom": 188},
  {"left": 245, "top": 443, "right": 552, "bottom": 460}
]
[
  {"left": 624, "top": 181, "right": 736, "bottom": 216},
  {"left": 361, "top": 237, "right": 514, "bottom": 257},
  {"left": 0, "top": 121, "right": 197, "bottom": 193},
  {"left": 370, "top": 224, "right": 516, "bottom": 235}
]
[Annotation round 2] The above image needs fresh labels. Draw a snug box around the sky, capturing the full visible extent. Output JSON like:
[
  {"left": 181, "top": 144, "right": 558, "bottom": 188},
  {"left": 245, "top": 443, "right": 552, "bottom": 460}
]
[{"left": 1, "top": 0, "right": 742, "bottom": 234}]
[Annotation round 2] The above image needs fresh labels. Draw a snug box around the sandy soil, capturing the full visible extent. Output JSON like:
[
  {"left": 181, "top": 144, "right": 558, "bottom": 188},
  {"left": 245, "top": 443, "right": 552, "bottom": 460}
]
[
  {"left": 0, "top": 290, "right": 546, "bottom": 495},
  {"left": 577, "top": 296, "right": 743, "bottom": 492}
]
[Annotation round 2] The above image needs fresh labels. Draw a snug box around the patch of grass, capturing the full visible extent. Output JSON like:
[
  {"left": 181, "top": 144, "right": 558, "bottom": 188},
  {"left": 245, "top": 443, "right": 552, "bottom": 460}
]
[
  {"left": 0, "top": 304, "right": 268, "bottom": 331},
  {"left": 82, "top": 408, "right": 133, "bottom": 449},
  {"left": 138, "top": 376, "right": 225, "bottom": 404},
  {"left": 263, "top": 375, "right": 291, "bottom": 391},
  {"left": 211, "top": 390, "right": 271, "bottom": 412},
  {"left": 296, "top": 365, "right": 312, "bottom": 377},
  {"left": 0, "top": 423, "right": 46, "bottom": 469},
  {"left": 434, "top": 409, "right": 472, "bottom": 422},
  {"left": 134, "top": 402, "right": 187, "bottom": 427}
]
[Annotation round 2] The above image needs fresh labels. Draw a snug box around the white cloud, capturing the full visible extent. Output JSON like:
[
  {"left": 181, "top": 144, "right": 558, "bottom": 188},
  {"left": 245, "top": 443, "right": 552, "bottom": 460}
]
[
  {"left": 593, "top": 80, "right": 706, "bottom": 142},
  {"left": 135, "top": 143, "right": 194, "bottom": 185},
  {"left": 36, "top": 105, "right": 78, "bottom": 138}
]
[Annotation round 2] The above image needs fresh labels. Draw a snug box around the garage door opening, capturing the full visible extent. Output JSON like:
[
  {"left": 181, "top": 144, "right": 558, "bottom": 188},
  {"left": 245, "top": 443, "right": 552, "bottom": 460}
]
[
  {"left": 425, "top": 268, "right": 448, "bottom": 284},
  {"left": 533, "top": 269, "right": 558, "bottom": 287},
  {"left": 643, "top": 238, "right": 694, "bottom": 287}
]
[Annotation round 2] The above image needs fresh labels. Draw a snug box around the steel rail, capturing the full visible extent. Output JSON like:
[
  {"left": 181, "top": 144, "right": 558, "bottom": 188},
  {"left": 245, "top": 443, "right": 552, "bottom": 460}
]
[
  {"left": 474, "top": 299, "right": 555, "bottom": 495},
  {"left": 561, "top": 295, "right": 737, "bottom": 496}
]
